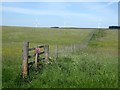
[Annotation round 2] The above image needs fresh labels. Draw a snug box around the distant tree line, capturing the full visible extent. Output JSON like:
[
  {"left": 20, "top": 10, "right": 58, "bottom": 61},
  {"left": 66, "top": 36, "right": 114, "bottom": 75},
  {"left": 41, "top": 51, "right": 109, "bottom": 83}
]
[
  {"left": 109, "top": 26, "right": 120, "bottom": 29},
  {"left": 50, "top": 27, "right": 59, "bottom": 28}
]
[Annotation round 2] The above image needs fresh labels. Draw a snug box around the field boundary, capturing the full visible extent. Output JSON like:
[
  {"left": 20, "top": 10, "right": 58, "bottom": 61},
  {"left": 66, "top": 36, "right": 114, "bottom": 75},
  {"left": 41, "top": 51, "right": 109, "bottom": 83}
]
[
  {"left": 51, "top": 30, "right": 97, "bottom": 60},
  {"left": 22, "top": 30, "right": 97, "bottom": 78}
]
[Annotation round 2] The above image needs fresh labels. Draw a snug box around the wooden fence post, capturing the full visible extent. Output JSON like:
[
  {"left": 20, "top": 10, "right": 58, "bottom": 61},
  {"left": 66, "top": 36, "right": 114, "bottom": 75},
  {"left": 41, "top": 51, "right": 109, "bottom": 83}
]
[
  {"left": 44, "top": 45, "right": 49, "bottom": 64},
  {"left": 22, "top": 42, "right": 29, "bottom": 78},
  {"left": 35, "top": 49, "right": 38, "bottom": 69},
  {"left": 55, "top": 45, "right": 58, "bottom": 60},
  {"left": 35, "top": 46, "right": 40, "bottom": 69}
]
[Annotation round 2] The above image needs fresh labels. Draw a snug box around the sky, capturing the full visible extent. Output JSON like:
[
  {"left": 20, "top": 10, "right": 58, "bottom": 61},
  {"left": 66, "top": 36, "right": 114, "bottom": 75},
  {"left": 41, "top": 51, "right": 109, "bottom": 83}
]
[
  {"left": 1, "top": 2, "right": 118, "bottom": 28},
  {"left": 118, "top": 2, "right": 120, "bottom": 26}
]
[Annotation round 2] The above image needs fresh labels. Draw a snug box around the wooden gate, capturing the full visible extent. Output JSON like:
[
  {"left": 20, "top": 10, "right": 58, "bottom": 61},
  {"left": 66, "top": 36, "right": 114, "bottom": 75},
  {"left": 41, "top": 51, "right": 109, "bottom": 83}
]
[{"left": 22, "top": 42, "right": 49, "bottom": 78}]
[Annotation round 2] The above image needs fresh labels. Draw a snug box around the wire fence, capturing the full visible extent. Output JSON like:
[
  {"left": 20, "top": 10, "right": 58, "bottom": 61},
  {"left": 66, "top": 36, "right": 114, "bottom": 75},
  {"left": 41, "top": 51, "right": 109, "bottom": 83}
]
[{"left": 49, "top": 29, "right": 96, "bottom": 61}]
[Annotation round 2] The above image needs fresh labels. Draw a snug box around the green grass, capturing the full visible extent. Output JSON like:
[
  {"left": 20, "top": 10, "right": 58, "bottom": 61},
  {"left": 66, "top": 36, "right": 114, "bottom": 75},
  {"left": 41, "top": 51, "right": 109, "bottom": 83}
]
[
  {"left": 89, "top": 29, "right": 118, "bottom": 48},
  {"left": 2, "top": 26, "right": 118, "bottom": 88},
  {"left": 3, "top": 26, "right": 94, "bottom": 45}
]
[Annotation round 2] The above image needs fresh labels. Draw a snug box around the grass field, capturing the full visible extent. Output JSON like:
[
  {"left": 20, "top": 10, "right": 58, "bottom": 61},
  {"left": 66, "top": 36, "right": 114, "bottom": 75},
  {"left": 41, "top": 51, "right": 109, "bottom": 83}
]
[{"left": 2, "top": 26, "right": 118, "bottom": 88}]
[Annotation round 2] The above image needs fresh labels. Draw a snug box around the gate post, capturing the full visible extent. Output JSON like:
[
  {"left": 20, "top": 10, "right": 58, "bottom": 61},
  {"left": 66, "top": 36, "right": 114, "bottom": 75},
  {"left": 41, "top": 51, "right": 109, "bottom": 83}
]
[
  {"left": 22, "top": 42, "right": 29, "bottom": 78},
  {"left": 35, "top": 46, "right": 40, "bottom": 69},
  {"left": 55, "top": 45, "right": 58, "bottom": 61},
  {"left": 44, "top": 45, "right": 49, "bottom": 64}
]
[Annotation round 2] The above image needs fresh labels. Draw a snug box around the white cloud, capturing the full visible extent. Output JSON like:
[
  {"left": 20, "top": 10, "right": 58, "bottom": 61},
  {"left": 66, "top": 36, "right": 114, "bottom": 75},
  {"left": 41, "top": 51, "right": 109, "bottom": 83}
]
[
  {"left": 81, "top": 2, "right": 117, "bottom": 16},
  {"left": 2, "top": 6, "right": 104, "bottom": 25},
  {"left": 2, "top": 6, "right": 53, "bottom": 15},
  {"left": 2, "top": 3, "right": 116, "bottom": 21},
  {"left": 2, "top": 6, "right": 96, "bottom": 17}
]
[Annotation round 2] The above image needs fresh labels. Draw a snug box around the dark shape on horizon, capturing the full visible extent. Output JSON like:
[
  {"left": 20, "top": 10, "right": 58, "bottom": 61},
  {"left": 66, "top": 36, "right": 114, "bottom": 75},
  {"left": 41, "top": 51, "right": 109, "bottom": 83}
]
[
  {"left": 50, "top": 27, "right": 59, "bottom": 28},
  {"left": 109, "top": 26, "right": 120, "bottom": 29}
]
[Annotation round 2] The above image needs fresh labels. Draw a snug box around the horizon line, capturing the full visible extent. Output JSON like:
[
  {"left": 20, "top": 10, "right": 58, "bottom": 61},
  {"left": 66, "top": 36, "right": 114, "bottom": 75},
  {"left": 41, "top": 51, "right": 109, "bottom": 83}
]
[{"left": 1, "top": 25, "right": 109, "bottom": 29}]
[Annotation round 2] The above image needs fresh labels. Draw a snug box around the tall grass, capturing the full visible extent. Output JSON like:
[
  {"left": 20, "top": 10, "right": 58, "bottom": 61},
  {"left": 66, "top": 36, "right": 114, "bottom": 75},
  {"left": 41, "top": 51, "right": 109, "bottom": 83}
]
[
  {"left": 2, "top": 26, "right": 118, "bottom": 88},
  {"left": 10, "top": 48, "right": 118, "bottom": 88}
]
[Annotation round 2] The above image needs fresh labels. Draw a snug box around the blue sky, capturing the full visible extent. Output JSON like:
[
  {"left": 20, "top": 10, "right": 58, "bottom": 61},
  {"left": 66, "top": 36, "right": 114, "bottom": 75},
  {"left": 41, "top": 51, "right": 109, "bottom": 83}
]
[{"left": 1, "top": 2, "right": 118, "bottom": 28}]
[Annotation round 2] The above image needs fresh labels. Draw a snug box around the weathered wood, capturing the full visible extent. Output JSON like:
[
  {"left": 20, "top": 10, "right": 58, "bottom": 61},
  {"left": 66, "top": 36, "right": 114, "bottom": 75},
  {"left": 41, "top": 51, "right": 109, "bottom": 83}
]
[
  {"left": 34, "top": 47, "right": 40, "bottom": 68},
  {"left": 37, "top": 45, "right": 44, "bottom": 48},
  {"left": 22, "top": 41, "right": 50, "bottom": 76},
  {"left": 72, "top": 44, "right": 75, "bottom": 53},
  {"left": 35, "top": 53, "right": 38, "bottom": 68},
  {"left": 28, "top": 48, "right": 35, "bottom": 51},
  {"left": 55, "top": 45, "right": 58, "bottom": 60},
  {"left": 44, "top": 45, "right": 49, "bottom": 64},
  {"left": 22, "top": 42, "right": 29, "bottom": 78}
]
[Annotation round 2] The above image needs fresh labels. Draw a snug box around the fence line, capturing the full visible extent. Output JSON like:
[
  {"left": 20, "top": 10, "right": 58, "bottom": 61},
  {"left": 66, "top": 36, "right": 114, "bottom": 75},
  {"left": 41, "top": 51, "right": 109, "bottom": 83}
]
[
  {"left": 49, "top": 44, "right": 83, "bottom": 61},
  {"left": 22, "top": 30, "right": 96, "bottom": 78},
  {"left": 49, "top": 30, "right": 96, "bottom": 60}
]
